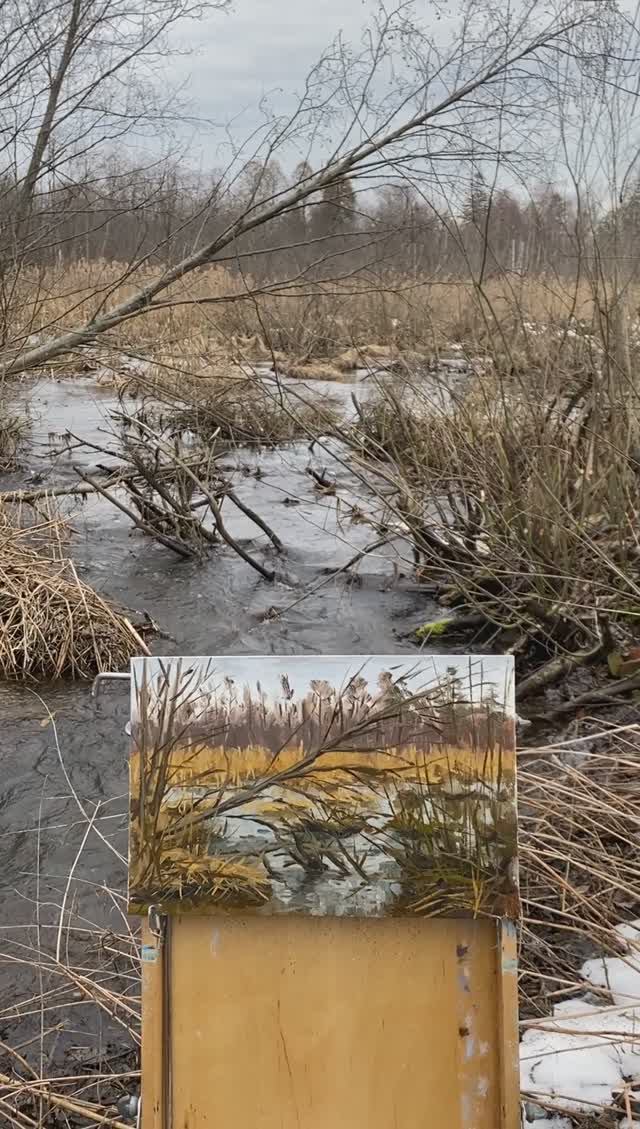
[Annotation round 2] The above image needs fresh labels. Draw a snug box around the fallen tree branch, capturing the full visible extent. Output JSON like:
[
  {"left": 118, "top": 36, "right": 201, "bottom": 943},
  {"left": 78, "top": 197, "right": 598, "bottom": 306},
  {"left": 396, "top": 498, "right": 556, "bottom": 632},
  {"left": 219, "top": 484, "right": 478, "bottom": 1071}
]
[
  {"left": 529, "top": 671, "right": 640, "bottom": 723},
  {"left": 74, "top": 468, "right": 195, "bottom": 559},
  {"left": 117, "top": 414, "right": 276, "bottom": 580},
  {"left": 227, "top": 490, "right": 283, "bottom": 552},
  {"left": 517, "top": 640, "right": 605, "bottom": 701},
  {"left": 1, "top": 16, "right": 587, "bottom": 379},
  {"left": 0, "top": 477, "right": 124, "bottom": 505},
  {"left": 262, "top": 535, "right": 394, "bottom": 620}
]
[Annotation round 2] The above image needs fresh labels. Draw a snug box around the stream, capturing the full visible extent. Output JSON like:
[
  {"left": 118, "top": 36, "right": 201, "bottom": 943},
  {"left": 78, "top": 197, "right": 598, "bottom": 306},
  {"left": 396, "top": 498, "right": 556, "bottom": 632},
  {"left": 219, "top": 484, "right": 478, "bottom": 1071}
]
[{"left": 0, "top": 369, "right": 446, "bottom": 1055}]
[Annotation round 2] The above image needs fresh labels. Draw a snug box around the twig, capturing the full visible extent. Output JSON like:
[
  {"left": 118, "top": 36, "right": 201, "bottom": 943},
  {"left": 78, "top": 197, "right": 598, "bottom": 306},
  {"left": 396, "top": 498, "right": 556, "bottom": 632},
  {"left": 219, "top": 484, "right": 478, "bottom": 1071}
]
[
  {"left": 227, "top": 490, "right": 283, "bottom": 551},
  {"left": 517, "top": 640, "right": 605, "bottom": 700},
  {"left": 529, "top": 671, "right": 640, "bottom": 722},
  {"left": 0, "top": 1073, "right": 130, "bottom": 1129},
  {"left": 74, "top": 468, "right": 195, "bottom": 559}
]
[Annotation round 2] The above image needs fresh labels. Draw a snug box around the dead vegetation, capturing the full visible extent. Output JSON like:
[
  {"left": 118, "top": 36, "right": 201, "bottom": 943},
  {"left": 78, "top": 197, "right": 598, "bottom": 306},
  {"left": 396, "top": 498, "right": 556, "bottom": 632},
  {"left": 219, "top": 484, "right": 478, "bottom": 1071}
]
[
  {"left": 341, "top": 349, "right": 640, "bottom": 721},
  {"left": 519, "top": 730, "right": 640, "bottom": 1020},
  {"left": 0, "top": 508, "right": 149, "bottom": 679},
  {"left": 141, "top": 370, "right": 342, "bottom": 446},
  {"left": 518, "top": 724, "right": 640, "bottom": 1127},
  {"left": 0, "top": 408, "right": 29, "bottom": 470},
  {"left": 3, "top": 259, "right": 630, "bottom": 379},
  {"left": 71, "top": 398, "right": 279, "bottom": 570}
]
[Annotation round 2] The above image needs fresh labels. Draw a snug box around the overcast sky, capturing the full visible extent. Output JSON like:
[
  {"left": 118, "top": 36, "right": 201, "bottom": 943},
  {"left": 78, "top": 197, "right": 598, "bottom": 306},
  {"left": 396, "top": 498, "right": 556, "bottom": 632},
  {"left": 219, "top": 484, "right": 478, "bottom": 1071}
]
[
  {"left": 165, "top": 0, "right": 374, "bottom": 165},
  {"left": 179, "top": 0, "right": 377, "bottom": 115},
  {"left": 159, "top": 0, "right": 640, "bottom": 195}
]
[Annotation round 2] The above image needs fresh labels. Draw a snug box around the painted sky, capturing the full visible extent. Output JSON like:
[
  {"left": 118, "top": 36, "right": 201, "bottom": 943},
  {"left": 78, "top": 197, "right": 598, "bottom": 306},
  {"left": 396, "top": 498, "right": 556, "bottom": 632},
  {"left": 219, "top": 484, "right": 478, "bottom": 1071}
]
[{"left": 131, "top": 654, "right": 514, "bottom": 716}]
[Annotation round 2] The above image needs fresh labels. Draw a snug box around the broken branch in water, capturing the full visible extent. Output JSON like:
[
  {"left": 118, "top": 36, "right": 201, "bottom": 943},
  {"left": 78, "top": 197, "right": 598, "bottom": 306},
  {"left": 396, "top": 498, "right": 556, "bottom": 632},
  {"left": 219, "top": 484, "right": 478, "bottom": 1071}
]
[
  {"left": 261, "top": 534, "right": 395, "bottom": 621},
  {"left": 114, "top": 412, "right": 277, "bottom": 580},
  {"left": 226, "top": 490, "right": 283, "bottom": 552},
  {"left": 39, "top": 403, "right": 282, "bottom": 579},
  {"left": 74, "top": 467, "right": 195, "bottom": 559},
  {"left": 0, "top": 480, "right": 115, "bottom": 504}
]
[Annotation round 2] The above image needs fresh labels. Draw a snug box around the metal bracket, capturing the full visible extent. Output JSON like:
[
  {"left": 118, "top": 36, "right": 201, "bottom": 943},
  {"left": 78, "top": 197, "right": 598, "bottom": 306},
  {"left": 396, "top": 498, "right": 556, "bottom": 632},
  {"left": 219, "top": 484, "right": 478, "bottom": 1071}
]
[
  {"left": 148, "top": 904, "right": 167, "bottom": 947},
  {"left": 91, "top": 671, "right": 132, "bottom": 699}
]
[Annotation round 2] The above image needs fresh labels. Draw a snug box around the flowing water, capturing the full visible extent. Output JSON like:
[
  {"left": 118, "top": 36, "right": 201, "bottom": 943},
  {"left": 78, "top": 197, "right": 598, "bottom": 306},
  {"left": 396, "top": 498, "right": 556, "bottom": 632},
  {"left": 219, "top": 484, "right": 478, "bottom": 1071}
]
[{"left": 0, "top": 371, "right": 447, "bottom": 1052}]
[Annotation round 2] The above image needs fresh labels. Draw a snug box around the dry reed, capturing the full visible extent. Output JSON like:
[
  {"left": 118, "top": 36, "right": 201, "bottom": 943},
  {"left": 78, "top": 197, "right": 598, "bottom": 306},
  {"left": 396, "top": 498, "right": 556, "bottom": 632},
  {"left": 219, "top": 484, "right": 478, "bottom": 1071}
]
[
  {"left": 0, "top": 509, "right": 148, "bottom": 679},
  {"left": 5, "top": 258, "right": 637, "bottom": 374},
  {"left": 0, "top": 410, "right": 29, "bottom": 470},
  {"left": 343, "top": 359, "right": 640, "bottom": 708},
  {"left": 517, "top": 724, "right": 640, "bottom": 1127},
  {"left": 144, "top": 371, "right": 343, "bottom": 445}
]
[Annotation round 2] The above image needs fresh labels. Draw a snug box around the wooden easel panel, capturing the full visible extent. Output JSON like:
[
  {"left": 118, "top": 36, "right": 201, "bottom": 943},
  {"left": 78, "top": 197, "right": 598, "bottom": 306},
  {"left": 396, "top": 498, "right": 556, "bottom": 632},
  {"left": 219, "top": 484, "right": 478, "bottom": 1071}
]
[{"left": 141, "top": 914, "right": 519, "bottom": 1129}]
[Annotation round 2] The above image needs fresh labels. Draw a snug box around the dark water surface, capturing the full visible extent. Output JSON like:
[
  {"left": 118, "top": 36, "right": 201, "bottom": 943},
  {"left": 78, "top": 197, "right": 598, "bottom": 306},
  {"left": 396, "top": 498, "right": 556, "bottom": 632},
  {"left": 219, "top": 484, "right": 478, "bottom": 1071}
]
[{"left": 0, "top": 375, "right": 442, "bottom": 1056}]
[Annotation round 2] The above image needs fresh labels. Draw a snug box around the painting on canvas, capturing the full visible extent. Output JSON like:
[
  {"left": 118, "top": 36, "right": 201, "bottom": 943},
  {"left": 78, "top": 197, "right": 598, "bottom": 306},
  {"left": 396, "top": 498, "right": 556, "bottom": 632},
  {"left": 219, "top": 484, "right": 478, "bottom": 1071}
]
[{"left": 128, "top": 654, "right": 518, "bottom": 919}]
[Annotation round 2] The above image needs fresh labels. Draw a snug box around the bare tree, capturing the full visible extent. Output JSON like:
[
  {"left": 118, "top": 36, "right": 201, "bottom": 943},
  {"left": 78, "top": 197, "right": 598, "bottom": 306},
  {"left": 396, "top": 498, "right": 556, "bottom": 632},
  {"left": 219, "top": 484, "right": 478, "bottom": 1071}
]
[
  {"left": 0, "top": 0, "right": 606, "bottom": 377},
  {"left": 0, "top": 0, "right": 229, "bottom": 345}
]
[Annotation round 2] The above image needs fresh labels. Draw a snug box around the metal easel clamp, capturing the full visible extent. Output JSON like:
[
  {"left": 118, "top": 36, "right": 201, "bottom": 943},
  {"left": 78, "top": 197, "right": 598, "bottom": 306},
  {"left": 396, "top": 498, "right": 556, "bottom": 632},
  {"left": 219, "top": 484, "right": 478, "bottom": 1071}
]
[
  {"left": 91, "top": 671, "right": 132, "bottom": 699},
  {"left": 148, "top": 904, "right": 167, "bottom": 947}
]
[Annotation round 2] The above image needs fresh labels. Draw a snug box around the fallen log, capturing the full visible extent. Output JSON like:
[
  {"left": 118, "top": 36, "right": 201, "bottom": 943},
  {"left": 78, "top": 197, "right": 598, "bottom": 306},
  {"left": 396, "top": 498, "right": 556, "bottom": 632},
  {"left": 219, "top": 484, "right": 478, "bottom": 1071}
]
[
  {"left": 517, "top": 640, "right": 605, "bottom": 700},
  {"left": 528, "top": 670, "right": 640, "bottom": 723}
]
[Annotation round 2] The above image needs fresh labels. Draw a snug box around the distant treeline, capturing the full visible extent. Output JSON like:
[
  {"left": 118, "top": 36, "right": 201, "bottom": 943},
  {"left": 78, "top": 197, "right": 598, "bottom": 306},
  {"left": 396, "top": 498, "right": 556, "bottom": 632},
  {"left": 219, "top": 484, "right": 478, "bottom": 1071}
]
[
  {"left": 2, "top": 154, "right": 637, "bottom": 281},
  {"left": 136, "top": 667, "right": 513, "bottom": 754}
]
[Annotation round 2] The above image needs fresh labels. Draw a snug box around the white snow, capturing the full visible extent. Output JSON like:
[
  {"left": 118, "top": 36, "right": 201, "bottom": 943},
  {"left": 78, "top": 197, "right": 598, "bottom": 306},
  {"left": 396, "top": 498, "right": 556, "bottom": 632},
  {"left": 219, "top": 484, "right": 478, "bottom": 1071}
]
[
  {"left": 520, "top": 920, "right": 640, "bottom": 1122},
  {"left": 581, "top": 952, "right": 640, "bottom": 1007}
]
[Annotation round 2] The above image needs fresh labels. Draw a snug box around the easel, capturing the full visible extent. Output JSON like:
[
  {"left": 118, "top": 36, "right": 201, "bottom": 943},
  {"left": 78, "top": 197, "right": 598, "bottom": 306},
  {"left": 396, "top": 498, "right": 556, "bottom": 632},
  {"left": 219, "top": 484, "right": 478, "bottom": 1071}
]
[{"left": 126, "top": 654, "right": 520, "bottom": 1129}]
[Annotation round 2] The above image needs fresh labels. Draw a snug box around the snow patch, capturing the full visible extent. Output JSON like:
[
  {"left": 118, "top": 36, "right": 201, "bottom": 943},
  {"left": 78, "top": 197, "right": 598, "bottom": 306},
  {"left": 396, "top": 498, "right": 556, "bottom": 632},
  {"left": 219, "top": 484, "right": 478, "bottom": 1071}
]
[{"left": 520, "top": 919, "right": 640, "bottom": 1120}]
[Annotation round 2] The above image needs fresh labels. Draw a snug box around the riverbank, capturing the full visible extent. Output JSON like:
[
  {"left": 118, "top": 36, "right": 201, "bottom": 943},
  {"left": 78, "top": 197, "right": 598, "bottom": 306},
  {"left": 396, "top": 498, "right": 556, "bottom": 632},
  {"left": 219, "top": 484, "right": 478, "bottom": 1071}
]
[{"left": 0, "top": 354, "right": 638, "bottom": 1127}]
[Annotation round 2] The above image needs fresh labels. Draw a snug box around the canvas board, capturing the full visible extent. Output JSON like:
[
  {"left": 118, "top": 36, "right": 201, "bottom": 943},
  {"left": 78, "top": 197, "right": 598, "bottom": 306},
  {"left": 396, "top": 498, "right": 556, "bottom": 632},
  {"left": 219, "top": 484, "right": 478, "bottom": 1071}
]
[{"left": 129, "top": 654, "right": 517, "bottom": 919}]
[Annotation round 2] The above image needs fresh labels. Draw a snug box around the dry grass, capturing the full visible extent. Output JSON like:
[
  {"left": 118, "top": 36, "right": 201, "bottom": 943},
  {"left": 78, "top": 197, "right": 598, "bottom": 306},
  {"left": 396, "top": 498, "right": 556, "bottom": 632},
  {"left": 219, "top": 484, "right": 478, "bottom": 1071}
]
[
  {"left": 519, "top": 732, "right": 640, "bottom": 1018},
  {"left": 0, "top": 508, "right": 148, "bottom": 679},
  {"left": 0, "top": 409, "right": 29, "bottom": 470},
  {"left": 517, "top": 724, "right": 640, "bottom": 1127},
  {"left": 150, "top": 740, "right": 506, "bottom": 787},
  {"left": 142, "top": 370, "right": 343, "bottom": 445},
  {"left": 4, "top": 258, "right": 637, "bottom": 375},
  {"left": 345, "top": 362, "right": 640, "bottom": 691}
]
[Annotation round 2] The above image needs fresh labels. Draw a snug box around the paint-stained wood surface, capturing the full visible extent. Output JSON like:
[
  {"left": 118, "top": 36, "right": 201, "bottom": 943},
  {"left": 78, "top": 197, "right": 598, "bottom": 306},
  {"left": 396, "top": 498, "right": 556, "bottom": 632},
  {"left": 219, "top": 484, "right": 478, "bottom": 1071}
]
[
  {"left": 140, "top": 921, "right": 164, "bottom": 1129},
  {"left": 142, "top": 914, "right": 519, "bottom": 1129}
]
